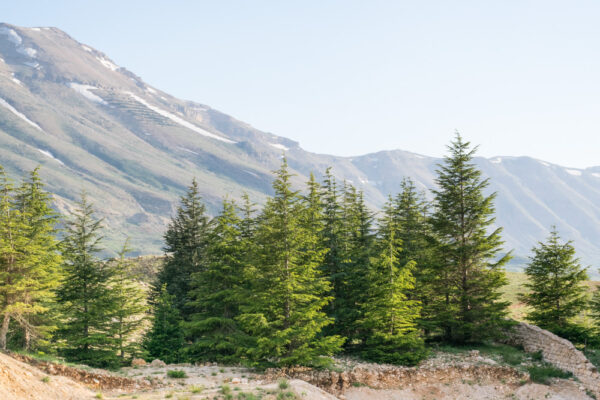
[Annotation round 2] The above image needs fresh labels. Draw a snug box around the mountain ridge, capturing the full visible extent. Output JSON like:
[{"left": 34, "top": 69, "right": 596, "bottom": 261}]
[{"left": 1, "top": 22, "right": 599, "bottom": 271}]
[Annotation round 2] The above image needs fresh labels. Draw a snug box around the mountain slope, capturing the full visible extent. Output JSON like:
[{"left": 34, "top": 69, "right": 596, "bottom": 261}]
[{"left": 0, "top": 23, "right": 599, "bottom": 270}]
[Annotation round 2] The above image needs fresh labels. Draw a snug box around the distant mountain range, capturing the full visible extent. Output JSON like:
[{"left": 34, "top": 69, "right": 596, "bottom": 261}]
[{"left": 1, "top": 23, "right": 599, "bottom": 272}]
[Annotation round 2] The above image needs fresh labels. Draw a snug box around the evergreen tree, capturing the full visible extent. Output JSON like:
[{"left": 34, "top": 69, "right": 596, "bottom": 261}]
[
  {"left": 393, "top": 178, "right": 437, "bottom": 331},
  {"left": 109, "top": 240, "right": 147, "bottom": 361},
  {"left": 186, "top": 199, "right": 247, "bottom": 363},
  {"left": 56, "top": 193, "right": 117, "bottom": 367},
  {"left": 336, "top": 184, "right": 375, "bottom": 344},
  {"left": 320, "top": 168, "right": 344, "bottom": 323},
  {"left": 430, "top": 134, "right": 510, "bottom": 343},
  {"left": 143, "top": 284, "right": 184, "bottom": 364},
  {"left": 0, "top": 167, "right": 62, "bottom": 350},
  {"left": 360, "top": 198, "right": 425, "bottom": 365},
  {"left": 155, "top": 179, "right": 212, "bottom": 318},
  {"left": 522, "top": 228, "right": 589, "bottom": 331},
  {"left": 237, "top": 159, "right": 344, "bottom": 367}
]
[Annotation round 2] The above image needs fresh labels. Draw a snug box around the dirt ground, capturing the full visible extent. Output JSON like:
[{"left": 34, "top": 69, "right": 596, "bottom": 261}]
[{"left": 0, "top": 352, "right": 95, "bottom": 400}]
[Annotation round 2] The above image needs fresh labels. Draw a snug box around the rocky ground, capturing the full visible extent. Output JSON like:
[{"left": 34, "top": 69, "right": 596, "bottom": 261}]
[{"left": 1, "top": 349, "right": 596, "bottom": 400}]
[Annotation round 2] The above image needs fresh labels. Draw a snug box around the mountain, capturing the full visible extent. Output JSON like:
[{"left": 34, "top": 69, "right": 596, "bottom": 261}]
[{"left": 1, "top": 23, "right": 599, "bottom": 271}]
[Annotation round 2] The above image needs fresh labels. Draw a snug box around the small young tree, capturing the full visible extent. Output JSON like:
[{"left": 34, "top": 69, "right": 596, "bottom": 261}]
[
  {"left": 56, "top": 193, "right": 117, "bottom": 367},
  {"left": 522, "top": 228, "right": 589, "bottom": 331},
  {"left": 143, "top": 285, "right": 184, "bottom": 364},
  {"left": 360, "top": 198, "right": 426, "bottom": 365},
  {"left": 109, "top": 240, "right": 147, "bottom": 361}
]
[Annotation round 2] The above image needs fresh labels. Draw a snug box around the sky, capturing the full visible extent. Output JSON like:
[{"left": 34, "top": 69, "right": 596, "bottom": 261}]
[{"left": 2, "top": 1, "right": 600, "bottom": 168}]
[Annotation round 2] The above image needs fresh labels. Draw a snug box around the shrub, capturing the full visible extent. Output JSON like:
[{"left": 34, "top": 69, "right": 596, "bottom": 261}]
[
  {"left": 278, "top": 379, "right": 289, "bottom": 390},
  {"left": 166, "top": 370, "right": 187, "bottom": 379},
  {"left": 527, "top": 365, "right": 572, "bottom": 384}
]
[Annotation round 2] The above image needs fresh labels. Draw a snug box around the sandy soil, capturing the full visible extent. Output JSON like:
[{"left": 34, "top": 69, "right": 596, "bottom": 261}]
[
  {"left": 0, "top": 352, "right": 95, "bottom": 400},
  {"left": 344, "top": 380, "right": 593, "bottom": 400}
]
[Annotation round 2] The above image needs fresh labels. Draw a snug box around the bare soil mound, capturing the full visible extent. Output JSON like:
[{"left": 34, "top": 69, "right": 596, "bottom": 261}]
[{"left": 0, "top": 351, "right": 95, "bottom": 400}]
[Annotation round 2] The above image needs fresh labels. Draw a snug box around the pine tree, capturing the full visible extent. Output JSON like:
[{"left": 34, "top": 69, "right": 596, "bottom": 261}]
[
  {"left": 393, "top": 178, "right": 437, "bottom": 331},
  {"left": 143, "top": 284, "right": 184, "bottom": 364},
  {"left": 155, "top": 179, "right": 212, "bottom": 318},
  {"left": 360, "top": 198, "right": 426, "bottom": 365},
  {"left": 56, "top": 193, "right": 118, "bottom": 367},
  {"left": 430, "top": 134, "right": 510, "bottom": 343},
  {"left": 522, "top": 228, "right": 589, "bottom": 331},
  {"left": 336, "top": 184, "right": 375, "bottom": 344},
  {"left": 0, "top": 167, "right": 62, "bottom": 351},
  {"left": 109, "top": 240, "right": 147, "bottom": 361},
  {"left": 186, "top": 199, "right": 247, "bottom": 363},
  {"left": 237, "top": 159, "right": 344, "bottom": 367},
  {"left": 320, "top": 168, "right": 344, "bottom": 324}
]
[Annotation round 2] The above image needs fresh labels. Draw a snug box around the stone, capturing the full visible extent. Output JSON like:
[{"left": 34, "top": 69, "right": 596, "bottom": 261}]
[
  {"left": 131, "top": 358, "right": 147, "bottom": 367},
  {"left": 150, "top": 359, "right": 167, "bottom": 368}
]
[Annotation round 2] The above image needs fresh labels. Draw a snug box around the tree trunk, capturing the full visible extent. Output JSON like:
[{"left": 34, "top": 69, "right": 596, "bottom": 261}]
[{"left": 0, "top": 313, "right": 11, "bottom": 350}]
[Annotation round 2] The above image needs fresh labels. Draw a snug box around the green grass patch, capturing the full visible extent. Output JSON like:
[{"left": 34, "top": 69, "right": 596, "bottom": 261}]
[
  {"left": 166, "top": 369, "right": 187, "bottom": 379},
  {"left": 527, "top": 365, "right": 572, "bottom": 384}
]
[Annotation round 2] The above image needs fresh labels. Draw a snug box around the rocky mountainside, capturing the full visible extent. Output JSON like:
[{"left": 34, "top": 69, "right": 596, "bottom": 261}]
[{"left": 1, "top": 23, "right": 599, "bottom": 269}]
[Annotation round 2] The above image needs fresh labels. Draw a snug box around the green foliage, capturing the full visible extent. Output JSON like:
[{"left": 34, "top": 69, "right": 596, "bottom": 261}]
[
  {"left": 55, "top": 193, "right": 119, "bottom": 368},
  {"left": 236, "top": 159, "right": 344, "bottom": 367},
  {"left": 0, "top": 167, "right": 63, "bottom": 351},
  {"left": 430, "top": 133, "right": 511, "bottom": 343},
  {"left": 154, "top": 179, "right": 212, "bottom": 317},
  {"left": 108, "top": 240, "right": 148, "bottom": 360},
  {"left": 392, "top": 178, "right": 437, "bottom": 333},
  {"left": 527, "top": 365, "right": 572, "bottom": 384},
  {"left": 522, "top": 228, "right": 589, "bottom": 332},
  {"left": 143, "top": 285, "right": 185, "bottom": 364},
  {"left": 359, "top": 198, "right": 426, "bottom": 365},
  {"left": 186, "top": 199, "right": 249, "bottom": 363},
  {"left": 166, "top": 369, "right": 187, "bottom": 379}
]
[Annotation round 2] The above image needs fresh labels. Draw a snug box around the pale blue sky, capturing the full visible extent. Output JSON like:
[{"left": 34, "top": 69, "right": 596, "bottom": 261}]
[{"left": 3, "top": 1, "right": 600, "bottom": 168}]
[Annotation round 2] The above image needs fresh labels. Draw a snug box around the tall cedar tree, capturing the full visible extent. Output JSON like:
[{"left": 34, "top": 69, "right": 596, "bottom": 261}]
[
  {"left": 56, "top": 193, "right": 118, "bottom": 367},
  {"left": 337, "top": 184, "right": 375, "bottom": 345},
  {"left": 522, "top": 228, "right": 589, "bottom": 330},
  {"left": 237, "top": 159, "right": 344, "bottom": 367},
  {"left": 12, "top": 169, "right": 63, "bottom": 350},
  {"left": 393, "top": 178, "right": 437, "bottom": 332},
  {"left": 0, "top": 167, "right": 62, "bottom": 350},
  {"left": 156, "top": 179, "right": 212, "bottom": 318},
  {"left": 430, "top": 134, "right": 511, "bottom": 343},
  {"left": 143, "top": 284, "right": 185, "bottom": 364},
  {"left": 360, "top": 198, "right": 426, "bottom": 365},
  {"left": 109, "top": 240, "right": 147, "bottom": 360},
  {"left": 187, "top": 199, "right": 248, "bottom": 363},
  {"left": 320, "top": 167, "right": 344, "bottom": 328}
]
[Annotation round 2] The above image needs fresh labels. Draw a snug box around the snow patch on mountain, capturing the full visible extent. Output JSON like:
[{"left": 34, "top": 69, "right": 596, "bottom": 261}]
[
  {"left": 490, "top": 157, "right": 502, "bottom": 164},
  {"left": 0, "top": 27, "right": 37, "bottom": 59},
  {"left": 30, "top": 28, "right": 41, "bottom": 32},
  {"left": 81, "top": 45, "right": 92, "bottom": 52},
  {"left": 68, "top": 83, "right": 107, "bottom": 104},
  {"left": 538, "top": 160, "right": 550, "bottom": 167},
  {"left": 146, "top": 87, "right": 157, "bottom": 94},
  {"left": 269, "top": 143, "right": 289, "bottom": 151},
  {"left": 591, "top": 173, "right": 600, "bottom": 179},
  {"left": 125, "top": 92, "right": 236, "bottom": 144},
  {"left": 176, "top": 146, "right": 199, "bottom": 155},
  {"left": 96, "top": 56, "right": 119, "bottom": 71},
  {"left": 37, "top": 149, "right": 64, "bottom": 165},
  {"left": 17, "top": 47, "right": 37, "bottom": 58},
  {"left": 566, "top": 169, "right": 582, "bottom": 176},
  {"left": 0, "top": 26, "right": 22, "bottom": 45},
  {"left": 0, "top": 97, "right": 44, "bottom": 132}
]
